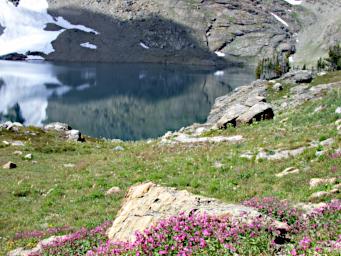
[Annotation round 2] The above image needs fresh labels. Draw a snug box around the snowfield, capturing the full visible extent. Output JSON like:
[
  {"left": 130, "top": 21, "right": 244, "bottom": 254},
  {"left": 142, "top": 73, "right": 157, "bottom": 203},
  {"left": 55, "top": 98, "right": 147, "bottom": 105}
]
[{"left": 0, "top": 0, "right": 98, "bottom": 57}]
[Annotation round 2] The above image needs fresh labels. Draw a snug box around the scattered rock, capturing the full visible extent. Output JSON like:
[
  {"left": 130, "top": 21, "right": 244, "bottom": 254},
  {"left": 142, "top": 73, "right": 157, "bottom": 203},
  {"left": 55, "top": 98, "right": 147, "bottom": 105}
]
[
  {"left": 162, "top": 133, "right": 243, "bottom": 144},
  {"left": 309, "top": 191, "right": 330, "bottom": 200},
  {"left": 309, "top": 178, "right": 337, "bottom": 188},
  {"left": 257, "top": 146, "right": 307, "bottom": 161},
  {"left": 295, "top": 202, "right": 327, "bottom": 214},
  {"left": 336, "top": 107, "right": 341, "bottom": 114},
  {"left": 63, "top": 163, "right": 75, "bottom": 168},
  {"left": 2, "top": 140, "right": 10, "bottom": 146},
  {"left": 213, "top": 161, "right": 224, "bottom": 169},
  {"left": 309, "top": 190, "right": 337, "bottom": 200},
  {"left": 244, "top": 96, "right": 266, "bottom": 107},
  {"left": 44, "top": 122, "right": 71, "bottom": 132},
  {"left": 273, "top": 83, "right": 283, "bottom": 91},
  {"left": 113, "top": 146, "right": 125, "bottom": 151},
  {"left": 107, "top": 182, "right": 287, "bottom": 242},
  {"left": 319, "top": 138, "right": 334, "bottom": 147},
  {"left": 11, "top": 141, "right": 25, "bottom": 147},
  {"left": 24, "top": 154, "right": 33, "bottom": 160},
  {"left": 240, "top": 152, "right": 253, "bottom": 160},
  {"left": 0, "top": 121, "right": 23, "bottom": 131},
  {"left": 275, "top": 167, "right": 300, "bottom": 178},
  {"left": 236, "top": 102, "right": 274, "bottom": 125},
  {"left": 8, "top": 235, "right": 68, "bottom": 256},
  {"left": 13, "top": 151, "right": 23, "bottom": 155},
  {"left": 216, "top": 104, "right": 249, "bottom": 128},
  {"left": 65, "top": 129, "right": 82, "bottom": 141},
  {"left": 44, "top": 123, "right": 83, "bottom": 142},
  {"left": 3, "top": 162, "right": 17, "bottom": 169},
  {"left": 315, "top": 150, "right": 326, "bottom": 157},
  {"left": 280, "top": 70, "right": 313, "bottom": 84},
  {"left": 314, "top": 105, "right": 325, "bottom": 113},
  {"left": 106, "top": 186, "right": 121, "bottom": 195},
  {"left": 7, "top": 247, "right": 34, "bottom": 256}
]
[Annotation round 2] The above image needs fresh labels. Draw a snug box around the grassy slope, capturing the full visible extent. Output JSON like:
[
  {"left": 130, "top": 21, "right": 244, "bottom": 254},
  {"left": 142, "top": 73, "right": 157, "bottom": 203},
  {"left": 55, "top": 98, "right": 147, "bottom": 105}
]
[{"left": 0, "top": 72, "right": 340, "bottom": 254}]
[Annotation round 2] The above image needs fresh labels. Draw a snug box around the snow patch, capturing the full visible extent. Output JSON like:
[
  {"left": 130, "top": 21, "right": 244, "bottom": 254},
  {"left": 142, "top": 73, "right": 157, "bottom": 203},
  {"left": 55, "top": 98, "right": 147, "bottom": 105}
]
[
  {"left": 214, "top": 70, "right": 224, "bottom": 76},
  {"left": 270, "top": 12, "right": 289, "bottom": 27},
  {"left": 80, "top": 42, "right": 97, "bottom": 50},
  {"left": 26, "top": 55, "right": 45, "bottom": 61},
  {"left": 139, "top": 42, "right": 150, "bottom": 49},
  {"left": 0, "top": 0, "right": 98, "bottom": 56},
  {"left": 76, "top": 84, "right": 90, "bottom": 91},
  {"left": 215, "top": 51, "right": 225, "bottom": 57},
  {"left": 282, "top": 0, "right": 303, "bottom": 5}
]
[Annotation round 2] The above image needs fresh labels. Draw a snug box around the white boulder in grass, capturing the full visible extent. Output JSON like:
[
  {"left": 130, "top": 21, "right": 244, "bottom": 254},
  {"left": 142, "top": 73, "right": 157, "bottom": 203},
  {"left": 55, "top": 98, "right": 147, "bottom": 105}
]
[
  {"left": 106, "top": 186, "right": 121, "bottom": 196},
  {"left": 336, "top": 107, "right": 341, "bottom": 114},
  {"left": 276, "top": 167, "right": 300, "bottom": 178},
  {"left": 3, "top": 161, "right": 17, "bottom": 169},
  {"left": 309, "top": 178, "right": 337, "bottom": 189}
]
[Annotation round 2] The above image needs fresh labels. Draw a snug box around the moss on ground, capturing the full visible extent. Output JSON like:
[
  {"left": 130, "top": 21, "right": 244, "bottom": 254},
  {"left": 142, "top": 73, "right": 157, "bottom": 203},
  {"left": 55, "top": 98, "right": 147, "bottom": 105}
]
[{"left": 0, "top": 73, "right": 340, "bottom": 254}]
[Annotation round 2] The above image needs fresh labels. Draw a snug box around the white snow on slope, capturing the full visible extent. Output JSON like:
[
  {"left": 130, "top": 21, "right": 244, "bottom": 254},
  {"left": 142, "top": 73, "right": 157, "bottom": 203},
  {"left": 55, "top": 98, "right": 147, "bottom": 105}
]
[
  {"left": 282, "top": 0, "right": 303, "bottom": 5},
  {"left": 215, "top": 51, "right": 225, "bottom": 57},
  {"left": 0, "top": 60, "right": 70, "bottom": 125},
  {"left": 80, "top": 42, "right": 97, "bottom": 49},
  {"left": 140, "top": 42, "right": 150, "bottom": 49},
  {"left": 26, "top": 55, "right": 45, "bottom": 60},
  {"left": 271, "top": 12, "right": 289, "bottom": 27},
  {"left": 0, "top": 0, "right": 98, "bottom": 56}
]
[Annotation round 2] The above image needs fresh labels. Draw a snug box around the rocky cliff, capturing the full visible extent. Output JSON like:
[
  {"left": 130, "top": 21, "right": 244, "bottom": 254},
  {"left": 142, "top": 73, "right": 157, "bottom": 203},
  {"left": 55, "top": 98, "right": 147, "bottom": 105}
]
[{"left": 1, "top": 0, "right": 340, "bottom": 65}]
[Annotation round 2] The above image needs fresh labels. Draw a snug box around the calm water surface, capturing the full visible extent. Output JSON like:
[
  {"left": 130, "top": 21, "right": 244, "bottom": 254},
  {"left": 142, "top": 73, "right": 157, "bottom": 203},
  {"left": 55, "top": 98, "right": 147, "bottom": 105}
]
[{"left": 0, "top": 60, "right": 254, "bottom": 140}]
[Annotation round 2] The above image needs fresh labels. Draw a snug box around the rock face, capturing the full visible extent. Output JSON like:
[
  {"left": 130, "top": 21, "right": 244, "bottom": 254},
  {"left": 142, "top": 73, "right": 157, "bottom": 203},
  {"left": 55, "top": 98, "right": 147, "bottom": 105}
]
[
  {"left": 2, "top": 0, "right": 340, "bottom": 65},
  {"left": 107, "top": 182, "right": 285, "bottom": 242},
  {"left": 280, "top": 70, "right": 313, "bottom": 84},
  {"left": 292, "top": 0, "right": 341, "bottom": 66},
  {"left": 3, "top": 0, "right": 301, "bottom": 64}
]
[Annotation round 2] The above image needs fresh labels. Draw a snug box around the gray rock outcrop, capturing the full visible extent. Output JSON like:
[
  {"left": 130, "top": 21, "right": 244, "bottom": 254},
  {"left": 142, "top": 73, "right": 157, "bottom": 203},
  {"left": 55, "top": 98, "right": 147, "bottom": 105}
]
[
  {"left": 44, "top": 122, "right": 84, "bottom": 142},
  {"left": 42, "top": 0, "right": 301, "bottom": 64}
]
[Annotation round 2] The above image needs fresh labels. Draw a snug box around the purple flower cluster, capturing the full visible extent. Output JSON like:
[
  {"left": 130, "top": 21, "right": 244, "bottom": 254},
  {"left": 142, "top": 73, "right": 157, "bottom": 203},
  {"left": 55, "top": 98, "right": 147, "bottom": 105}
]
[
  {"left": 14, "top": 226, "right": 73, "bottom": 240},
  {"left": 243, "top": 197, "right": 302, "bottom": 227},
  {"left": 26, "top": 199, "right": 340, "bottom": 256},
  {"left": 28, "top": 221, "right": 112, "bottom": 256},
  {"left": 87, "top": 212, "right": 278, "bottom": 255}
]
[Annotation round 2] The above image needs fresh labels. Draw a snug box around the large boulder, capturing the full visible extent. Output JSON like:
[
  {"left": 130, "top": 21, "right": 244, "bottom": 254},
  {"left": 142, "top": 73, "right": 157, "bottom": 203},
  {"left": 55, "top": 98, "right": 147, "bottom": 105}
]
[
  {"left": 107, "top": 182, "right": 287, "bottom": 242},
  {"left": 236, "top": 102, "right": 274, "bottom": 125},
  {"left": 216, "top": 104, "right": 249, "bottom": 128},
  {"left": 44, "top": 122, "right": 83, "bottom": 142},
  {"left": 280, "top": 70, "right": 313, "bottom": 84},
  {"left": 44, "top": 122, "right": 71, "bottom": 132}
]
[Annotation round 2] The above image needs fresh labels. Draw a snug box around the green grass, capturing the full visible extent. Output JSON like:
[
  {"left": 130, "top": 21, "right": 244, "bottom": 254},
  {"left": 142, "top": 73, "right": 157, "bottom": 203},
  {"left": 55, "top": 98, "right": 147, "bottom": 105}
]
[{"left": 0, "top": 75, "right": 340, "bottom": 254}]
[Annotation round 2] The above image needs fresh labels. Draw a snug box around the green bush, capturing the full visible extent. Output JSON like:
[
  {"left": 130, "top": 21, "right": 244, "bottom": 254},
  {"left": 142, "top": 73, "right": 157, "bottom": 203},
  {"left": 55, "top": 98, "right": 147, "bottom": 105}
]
[{"left": 325, "top": 43, "right": 341, "bottom": 71}]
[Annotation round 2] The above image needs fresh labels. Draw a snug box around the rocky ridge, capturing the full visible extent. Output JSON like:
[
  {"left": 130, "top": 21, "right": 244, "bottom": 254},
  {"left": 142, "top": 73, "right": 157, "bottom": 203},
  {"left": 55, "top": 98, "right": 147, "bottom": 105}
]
[
  {"left": 161, "top": 70, "right": 340, "bottom": 144},
  {"left": 0, "top": 0, "right": 302, "bottom": 64}
]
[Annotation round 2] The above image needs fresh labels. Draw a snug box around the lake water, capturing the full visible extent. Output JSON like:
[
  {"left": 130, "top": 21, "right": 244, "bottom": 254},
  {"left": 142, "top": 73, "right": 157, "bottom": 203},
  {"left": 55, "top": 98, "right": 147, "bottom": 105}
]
[{"left": 0, "top": 60, "right": 254, "bottom": 140}]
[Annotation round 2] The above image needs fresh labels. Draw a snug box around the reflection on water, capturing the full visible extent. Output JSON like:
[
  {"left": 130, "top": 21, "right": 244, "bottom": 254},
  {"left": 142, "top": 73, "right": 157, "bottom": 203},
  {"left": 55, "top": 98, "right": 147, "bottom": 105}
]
[{"left": 0, "top": 60, "right": 254, "bottom": 140}]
